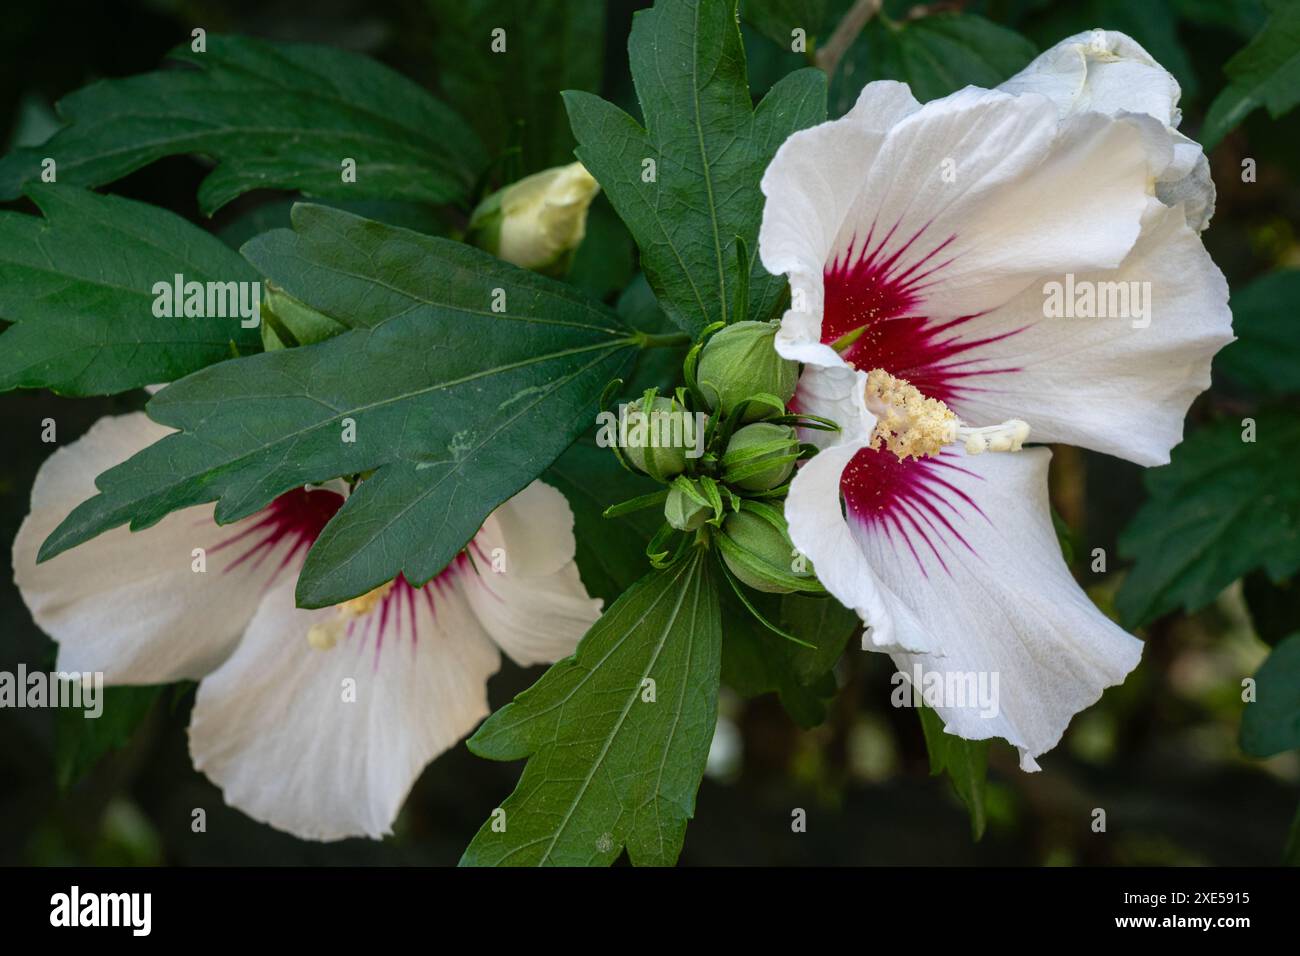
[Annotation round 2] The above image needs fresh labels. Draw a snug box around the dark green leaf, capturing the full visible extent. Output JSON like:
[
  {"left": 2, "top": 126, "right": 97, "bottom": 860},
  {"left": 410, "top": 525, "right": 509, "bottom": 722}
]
[
  {"left": 545, "top": 438, "right": 662, "bottom": 606},
  {"left": 1117, "top": 412, "right": 1300, "bottom": 627},
  {"left": 1200, "top": 1, "right": 1300, "bottom": 148},
  {"left": 566, "top": 195, "right": 637, "bottom": 303},
  {"left": 0, "top": 186, "right": 261, "bottom": 396},
  {"left": 39, "top": 205, "right": 637, "bottom": 609},
  {"left": 743, "top": 0, "right": 831, "bottom": 50},
  {"left": 429, "top": 0, "right": 604, "bottom": 175},
  {"left": 0, "top": 35, "right": 485, "bottom": 214},
  {"left": 1243, "top": 571, "right": 1300, "bottom": 646},
  {"left": 1215, "top": 270, "right": 1300, "bottom": 396},
  {"left": 918, "top": 704, "right": 989, "bottom": 840},
  {"left": 721, "top": 588, "right": 856, "bottom": 727},
  {"left": 217, "top": 197, "right": 452, "bottom": 251},
  {"left": 831, "top": 13, "right": 1037, "bottom": 113},
  {"left": 1051, "top": 508, "right": 1077, "bottom": 566},
  {"left": 461, "top": 548, "right": 722, "bottom": 866},
  {"left": 564, "top": 0, "right": 827, "bottom": 336},
  {"left": 56, "top": 685, "right": 161, "bottom": 790},
  {"left": 1240, "top": 632, "right": 1300, "bottom": 757}
]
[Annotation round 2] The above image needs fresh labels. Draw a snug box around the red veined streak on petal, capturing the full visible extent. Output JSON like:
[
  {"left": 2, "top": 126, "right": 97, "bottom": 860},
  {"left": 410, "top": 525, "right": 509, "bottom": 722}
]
[
  {"left": 840, "top": 449, "right": 988, "bottom": 579},
  {"left": 209, "top": 488, "right": 494, "bottom": 663},
  {"left": 209, "top": 487, "right": 345, "bottom": 587},
  {"left": 343, "top": 542, "right": 493, "bottom": 668},
  {"left": 822, "top": 220, "right": 1025, "bottom": 407},
  {"left": 821, "top": 220, "right": 1028, "bottom": 577}
]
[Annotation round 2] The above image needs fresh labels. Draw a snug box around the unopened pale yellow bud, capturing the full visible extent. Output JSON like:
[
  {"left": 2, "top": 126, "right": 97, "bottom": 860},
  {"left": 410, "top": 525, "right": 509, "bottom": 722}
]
[{"left": 468, "top": 162, "right": 601, "bottom": 276}]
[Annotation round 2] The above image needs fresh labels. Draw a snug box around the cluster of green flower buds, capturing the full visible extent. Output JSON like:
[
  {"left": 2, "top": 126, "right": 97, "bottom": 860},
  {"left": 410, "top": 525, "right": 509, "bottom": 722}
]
[{"left": 599, "top": 316, "right": 826, "bottom": 596}]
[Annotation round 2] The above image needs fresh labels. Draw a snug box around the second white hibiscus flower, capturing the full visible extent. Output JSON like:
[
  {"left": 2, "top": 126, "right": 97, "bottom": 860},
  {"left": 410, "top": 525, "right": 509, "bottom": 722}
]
[
  {"left": 759, "top": 29, "right": 1233, "bottom": 769},
  {"left": 14, "top": 413, "right": 601, "bottom": 840}
]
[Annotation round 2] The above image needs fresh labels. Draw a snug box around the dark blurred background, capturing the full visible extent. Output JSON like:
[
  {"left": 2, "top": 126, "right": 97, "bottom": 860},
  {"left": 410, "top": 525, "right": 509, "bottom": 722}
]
[{"left": 0, "top": 0, "right": 1296, "bottom": 865}]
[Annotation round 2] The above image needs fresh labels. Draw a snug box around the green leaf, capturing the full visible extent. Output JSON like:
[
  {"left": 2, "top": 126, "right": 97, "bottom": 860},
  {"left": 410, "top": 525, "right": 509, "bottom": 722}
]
[
  {"left": 743, "top": 0, "right": 832, "bottom": 50},
  {"left": 720, "top": 589, "right": 857, "bottom": 727},
  {"left": 564, "top": 0, "right": 827, "bottom": 337},
  {"left": 1240, "top": 632, "right": 1300, "bottom": 757},
  {"left": 0, "top": 186, "right": 261, "bottom": 396},
  {"left": 918, "top": 704, "right": 989, "bottom": 840},
  {"left": 461, "top": 548, "right": 722, "bottom": 866},
  {"left": 1051, "top": 508, "right": 1077, "bottom": 566},
  {"left": 429, "top": 0, "right": 604, "bottom": 175},
  {"left": 38, "top": 204, "right": 638, "bottom": 609},
  {"left": 1215, "top": 270, "right": 1300, "bottom": 396},
  {"left": 545, "top": 438, "right": 662, "bottom": 606},
  {"left": 55, "top": 685, "right": 161, "bottom": 790},
  {"left": 0, "top": 35, "right": 485, "bottom": 215},
  {"left": 1172, "top": 0, "right": 1268, "bottom": 37},
  {"left": 1117, "top": 412, "right": 1300, "bottom": 627},
  {"left": 1243, "top": 571, "right": 1300, "bottom": 646},
  {"left": 1200, "top": 0, "right": 1300, "bottom": 148},
  {"left": 217, "top": 197, "right": 452, "bottom": 251},
  {"left": 831, "top": 13, "right": 1037, "bottom": 114},
  {"left": 567, "top": 195, "right": 638, "bottom": 303},
  {"left": 1201, "top": 84, "right": 1260, "bottom": 150}
]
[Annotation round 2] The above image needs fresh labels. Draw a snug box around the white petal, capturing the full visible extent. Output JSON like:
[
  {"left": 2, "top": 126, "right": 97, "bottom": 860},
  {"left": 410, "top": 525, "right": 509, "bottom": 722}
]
[
  {"left": 786, "top": 440, "right": 934, "bottom": 655},
  {"left": 471, "top": 480, "right": 577, "bottom": 578},
  {"left": 999, "top": 29, "right": 1215, "bottom": 230},
  {"left": 763, "top": 85, "right": 1158, "bottom": 367},
  {"left": 759, "top": 81, "right": 921, "bottom": 364},
  {"left": 189, "top": 572, "right": 501, "bottom": 841},
  {"left": 12, "top": 414, "right": 322, "bottom": 683},
  {"left": 837, "top": 89, "right": 1153, "bottom": 319},
  {"left": 464, "top": 481, "right": 602, "bottom": 666},
  {"left": 844, "top": 446, "right": 1141, "bottom": 768},
  {"left": 1157, "top": 137, "right": 1215, "bottom": 232},
  {"left": 933, "top": 200, "right": 1234, "bottom": 466},
  {"left": 1000, "top": 29, "right": 1182, "bottom": 125},
  {"left": 467, "top": 561, "right": 601, "bottom": 667}
]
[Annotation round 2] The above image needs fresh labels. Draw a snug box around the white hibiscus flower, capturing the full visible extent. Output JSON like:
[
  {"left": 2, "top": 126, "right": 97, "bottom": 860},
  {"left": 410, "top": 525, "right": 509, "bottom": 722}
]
[
  {"left": 759, "top": 31, "right": 1233, "bottom": 769},
  {"left": 13, "top": 413, "right": 601, "bottom": 839}
]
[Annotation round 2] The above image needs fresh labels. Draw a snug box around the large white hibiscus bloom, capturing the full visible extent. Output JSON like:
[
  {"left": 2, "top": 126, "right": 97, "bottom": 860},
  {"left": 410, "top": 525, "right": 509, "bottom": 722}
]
[
  {"left": 759, "top": 31, "right": 1232, "bottom": 769},
  {"left": 14, "top": 413, "right": 601, "bottom": 839}
]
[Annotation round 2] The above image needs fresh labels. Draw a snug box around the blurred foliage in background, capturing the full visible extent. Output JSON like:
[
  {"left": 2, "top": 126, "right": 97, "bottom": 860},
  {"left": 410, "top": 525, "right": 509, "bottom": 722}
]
[{"left": 1, "top": 0, "right": 1298, "bottom": 865}]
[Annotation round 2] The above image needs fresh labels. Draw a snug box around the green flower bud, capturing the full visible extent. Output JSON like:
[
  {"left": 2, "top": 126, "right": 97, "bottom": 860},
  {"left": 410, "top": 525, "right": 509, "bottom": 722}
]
[
  {"left": 623, "top": 396, "right": 688, "bottom": 481},
  {"left": 718, "top": 504, "right": 820, "bottom": 594},
  {"left": 696, "top": 320, "right": 798, "bottom": 422},
  {"left": 260, "top": 282, "right": 347, "bottom": 352},
  {"left": 664, "top": 482, "right": 710, "bottom": 532},
  {"left": 467, "top": 162, "right": 601, "bottom": 276},
  {"left": 722, "top": 422, "right": 798, "bottom": 492}
]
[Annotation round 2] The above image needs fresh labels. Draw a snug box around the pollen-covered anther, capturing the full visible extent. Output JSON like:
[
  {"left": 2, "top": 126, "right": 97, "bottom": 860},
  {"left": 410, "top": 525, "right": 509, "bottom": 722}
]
[
  {"left": 306, "top": 580, "right": 395, "bottom": 650},
  {"left": 862, "top": 368, "right": 1030, "bottom": 460},
  {"left": 863, "top": 368, "right": 958, "bottom": 460}
]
